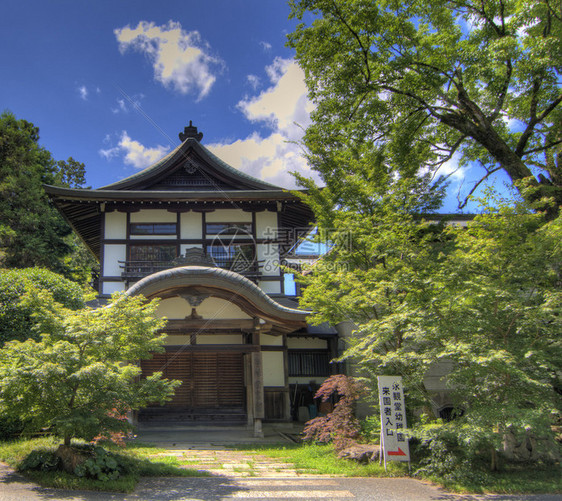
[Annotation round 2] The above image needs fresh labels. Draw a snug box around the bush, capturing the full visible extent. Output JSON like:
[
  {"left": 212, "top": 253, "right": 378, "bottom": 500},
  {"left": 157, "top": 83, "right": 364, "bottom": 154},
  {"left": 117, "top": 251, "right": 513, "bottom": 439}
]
[
  {"left": 413, "top": 421, "right": 491, "bottom": 481},
  {"left": 74, "top": 446, "right": 134, "bottom": 482},
  {"left": 0, "top": 416, "right": 26, "bottom": 441},
  {"left": 19, "top": 449, "right": 62, "bottom": 472},
  {"left": 360, "top": 415, "right": 381, "bottom": 443},
  {"left": 303, "top": 375, "right": 366, "bottom": 451}
]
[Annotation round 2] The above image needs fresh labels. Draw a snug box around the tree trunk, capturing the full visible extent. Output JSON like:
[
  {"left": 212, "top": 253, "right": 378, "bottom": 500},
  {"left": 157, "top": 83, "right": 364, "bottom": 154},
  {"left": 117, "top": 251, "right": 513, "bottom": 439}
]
[{"left": 490, "top": 447, "right": 498, "bottom": 472}]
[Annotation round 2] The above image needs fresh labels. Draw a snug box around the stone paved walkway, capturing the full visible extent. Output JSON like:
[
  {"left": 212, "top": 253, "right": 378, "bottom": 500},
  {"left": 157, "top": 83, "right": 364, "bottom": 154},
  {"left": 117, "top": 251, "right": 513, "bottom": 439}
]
[{"left": 149, "top": 448, "right": 326, "bottom": 477}]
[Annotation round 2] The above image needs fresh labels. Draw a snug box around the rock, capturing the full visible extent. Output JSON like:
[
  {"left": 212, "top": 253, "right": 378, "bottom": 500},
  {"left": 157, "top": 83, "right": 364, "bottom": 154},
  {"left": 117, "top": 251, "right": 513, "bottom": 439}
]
[
  {"left": 502, "top": 428, "right": 560, "bottom": 463},
  {"left": 338, "top": 444, "right": 381, "bottom": 463},
  {"left": 55, "top": 445, "right": 88, "bottom": 473}
]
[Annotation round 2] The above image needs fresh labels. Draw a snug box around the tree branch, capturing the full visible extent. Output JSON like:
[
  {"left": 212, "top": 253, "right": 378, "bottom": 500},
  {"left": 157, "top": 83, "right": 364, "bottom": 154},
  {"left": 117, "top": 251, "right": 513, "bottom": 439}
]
[{"left": 457, "top": 167, "right": 502, "bottom": 209}]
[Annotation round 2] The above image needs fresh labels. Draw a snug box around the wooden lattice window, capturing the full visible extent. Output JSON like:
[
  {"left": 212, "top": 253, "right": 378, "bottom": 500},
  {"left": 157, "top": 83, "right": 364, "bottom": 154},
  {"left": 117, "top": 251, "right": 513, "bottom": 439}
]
[{"left": 288, "top": 351, "right": 331, "bottom": 377}]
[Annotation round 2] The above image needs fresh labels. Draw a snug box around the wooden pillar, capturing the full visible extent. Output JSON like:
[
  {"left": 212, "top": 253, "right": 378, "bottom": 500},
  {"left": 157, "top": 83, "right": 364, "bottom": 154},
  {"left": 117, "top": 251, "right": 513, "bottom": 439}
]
[
  {"left": 283, "top": 334, "right": 291, "bottom": 421},
  {"left": 251, "top": 327, "right": 264, "bottom": 437}
]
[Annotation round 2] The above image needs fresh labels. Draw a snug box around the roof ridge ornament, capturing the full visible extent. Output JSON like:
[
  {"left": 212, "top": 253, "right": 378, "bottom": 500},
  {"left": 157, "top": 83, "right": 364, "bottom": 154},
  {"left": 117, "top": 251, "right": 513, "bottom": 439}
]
[{"left": 179, "top": 121, "right": 203, "bottom": 142}]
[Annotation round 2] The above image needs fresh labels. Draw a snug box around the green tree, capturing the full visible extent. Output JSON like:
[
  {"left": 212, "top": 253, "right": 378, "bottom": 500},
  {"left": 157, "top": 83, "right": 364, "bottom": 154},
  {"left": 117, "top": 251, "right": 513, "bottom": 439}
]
[
  {"left": 288, "top": 0, "right": 562, "bottom": 212},
  {"left": 0, "top": 111, "right": 91, "bottom": 278},
  {"left": 0, "top": 267, "right": 86, "bottom": 346},
  {"left": 0, "top": 290, "right": 179, "bottom": 447},
  {"left": 297, "top": 191, "right": 562, "bottom": 468}
]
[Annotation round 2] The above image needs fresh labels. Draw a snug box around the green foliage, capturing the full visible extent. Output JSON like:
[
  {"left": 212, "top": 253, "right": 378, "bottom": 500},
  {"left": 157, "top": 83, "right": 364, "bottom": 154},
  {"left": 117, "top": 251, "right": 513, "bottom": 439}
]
[
  {"left": 297, "top": 186, "right": 561, "bottom": 466},
  {"left": 0, "top": 111, "right": 93, "bottom": 279},
  {"left": 0, "top": 437, "right": 207, "bottom": 493},
  {"left": 0, "top": 267, "right": 86, "bottom": 345},
  {"left": 360, "top": 415, "right": 381, "bottom": 444},
  {"left": 0, "top": 291, "right": 180, "bottom": 445},
  {"left": 0, "top": 416, "right": 26, "bottom": 441},
  {"left": 288, "top": 0, "right": 562, "bottom": 211},
  {"left": 19, "top": 449, "right": 62, "bottom": 472},
  {"left": 74, "top": 445, "right": 131, "bottom": 481}
]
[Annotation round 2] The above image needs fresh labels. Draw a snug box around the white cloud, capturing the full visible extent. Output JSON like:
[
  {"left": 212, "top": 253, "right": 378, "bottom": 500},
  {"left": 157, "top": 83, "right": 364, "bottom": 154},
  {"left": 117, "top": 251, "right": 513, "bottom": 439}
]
[
  {"left": 78, "top": 85, "right": 88, "bottom": 100},
  {"left": 208, "top": 58, "right": 319, "bottom": 188},
  {"left": 111, "top": 99, "right": 127, "bottom": 114},
  {"left": 259, "top": 41, "right": 272, "bottom": 51},
  {"left": 111, "top": 93, "right": 144, "bottom": 114},
  {"left": 99, "top": 131, "right": 170, "bottom": 169},
  {"left": 114, "top": 20, "right": 222, "bottom": 100},
  {"left": 246, "top": 74, "right": 260, "bottom": 90},
  {"left": 436, "top": 152, "right": 466, "bottom": 182}
]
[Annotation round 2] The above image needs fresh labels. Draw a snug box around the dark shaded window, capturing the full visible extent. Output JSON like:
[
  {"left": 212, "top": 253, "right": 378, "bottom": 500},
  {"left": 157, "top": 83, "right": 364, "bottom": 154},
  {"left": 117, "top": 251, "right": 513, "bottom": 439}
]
[
  {"left": 205, "top": 223, "right": 253, "bottom": 235},
  {"left": 130, "top": 223, "right": 177, "bottom": 235},
  {"left": 130, "top": 245, "right": 177, "bottom": 262},
  {"left": 207, "top": 244, "right": 255, "bottom": 271},
  {"left": 288, "top": 351, "right": 331, "bottom": 377},
  {"left": 439, "top": 406, "right": 464, "bottom": 422}
]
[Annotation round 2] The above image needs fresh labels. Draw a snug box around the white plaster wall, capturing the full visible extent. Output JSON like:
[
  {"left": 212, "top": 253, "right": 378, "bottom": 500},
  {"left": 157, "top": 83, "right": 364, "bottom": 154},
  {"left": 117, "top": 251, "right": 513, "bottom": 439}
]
[
  {"left": 181, "top": 212, "right": 202, "bottom": 239},
  {"left": 258, "top": 243, "right": 279, "bottom": 276},
  {"left": 260, "top": 334, "right": 283, "bottom": 346},
  {"left": 257, "top": 281, "right": 281, "bottom": 294},
  {"left": 256, "top": 211, "right": 278, "bottom": 239},
  {"left": 103, "top": 244, "right": 126, "bottom": 276},
  {"left": 102, "top": 281, "right": 126, "bottom": 295},
  {"left": 104, "top": 212, "right": 127, "bottom": 239},
  {"left": 163, "top": 335, "right": 191, "bottom": 346},
  {"left": 287, "top": 337, "right": 328, "bottom": 349},
  {"left": 157, "top": 297, "right": 189, "bottom": 319},
  {"left": 197, "top": 298, "right": 251, "bottom": 319},
  {"left": 197, "top": 334, "right": 243, "bottom": 345},
  {"left": 206, "top": 209, "right": 252, "bottom": 223},
  {"left": 130, "top": 209, "right": 177, "bottom": 223},
  {"left": 262, "top": 351, "right": 285, "bottom": 386},
  {"left": 156, "top": 296, "right": 251, "bottom": 320}
]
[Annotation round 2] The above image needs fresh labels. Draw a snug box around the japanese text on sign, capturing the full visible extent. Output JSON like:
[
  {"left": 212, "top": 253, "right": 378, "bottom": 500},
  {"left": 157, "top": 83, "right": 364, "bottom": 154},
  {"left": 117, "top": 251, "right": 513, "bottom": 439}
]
[{"left": 377, "top": 375, "right": 410, "bottom": 462}]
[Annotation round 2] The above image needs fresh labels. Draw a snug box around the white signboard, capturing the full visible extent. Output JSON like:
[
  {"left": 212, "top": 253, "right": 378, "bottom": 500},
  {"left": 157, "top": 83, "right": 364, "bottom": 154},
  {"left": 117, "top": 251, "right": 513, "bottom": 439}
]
[{"left": 377, "top": 375, "right": 410, "bottom": 462}]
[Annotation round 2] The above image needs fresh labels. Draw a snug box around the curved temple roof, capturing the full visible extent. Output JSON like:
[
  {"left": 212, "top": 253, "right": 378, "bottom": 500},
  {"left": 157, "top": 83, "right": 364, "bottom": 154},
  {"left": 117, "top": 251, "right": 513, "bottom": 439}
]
[{"left": 125, "top": 265, "right": 309, "bottom": 331}]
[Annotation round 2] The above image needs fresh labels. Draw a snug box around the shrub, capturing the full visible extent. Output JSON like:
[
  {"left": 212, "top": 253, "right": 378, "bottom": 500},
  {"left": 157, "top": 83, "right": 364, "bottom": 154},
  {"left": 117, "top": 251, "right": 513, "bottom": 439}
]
[
  {"left": 303, "top": 375, "right": 366, "bottom": 451},
  {"left": 0, "top": 416, "right": 26, "bottom": 441},
  {"left": 74, "top": 446, "right": 134, "bottom": 482},
  {"left": 19, "top": 449, "right": 62, "bottom": 472}
]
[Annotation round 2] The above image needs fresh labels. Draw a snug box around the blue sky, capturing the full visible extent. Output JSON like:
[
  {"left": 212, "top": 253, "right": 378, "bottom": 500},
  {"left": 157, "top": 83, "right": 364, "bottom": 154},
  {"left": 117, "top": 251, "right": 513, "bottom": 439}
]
[{"left": 1, "top": 0, "right": 508, "bottom": 211}]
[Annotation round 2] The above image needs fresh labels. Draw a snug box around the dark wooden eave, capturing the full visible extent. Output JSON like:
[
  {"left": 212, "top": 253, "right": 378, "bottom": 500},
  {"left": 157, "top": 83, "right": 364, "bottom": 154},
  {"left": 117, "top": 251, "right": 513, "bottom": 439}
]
[{"left": 44, "top": 185, "right": 314, "bottom": 260}]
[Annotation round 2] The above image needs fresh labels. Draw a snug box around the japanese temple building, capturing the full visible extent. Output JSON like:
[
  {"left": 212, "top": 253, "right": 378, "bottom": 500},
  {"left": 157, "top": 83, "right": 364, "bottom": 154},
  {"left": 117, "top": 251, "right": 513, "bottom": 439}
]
[{"left": 45, "top": 122, "right": 338, "bottom": 435}]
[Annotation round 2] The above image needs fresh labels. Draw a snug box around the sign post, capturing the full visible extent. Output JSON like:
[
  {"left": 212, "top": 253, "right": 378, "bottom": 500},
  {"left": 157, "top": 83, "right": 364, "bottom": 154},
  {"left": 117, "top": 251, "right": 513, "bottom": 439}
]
[{"left": 377, "top": 375, "right": 410, "bottom": 470}]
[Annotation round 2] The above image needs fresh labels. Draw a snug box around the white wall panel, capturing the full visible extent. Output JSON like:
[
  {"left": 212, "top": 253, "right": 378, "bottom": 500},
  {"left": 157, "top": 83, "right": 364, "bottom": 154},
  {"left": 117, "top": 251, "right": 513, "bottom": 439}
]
[
  {"left": 103, "top": 244, "right": 126, "bottom": 276},
  {"left": 180, "top": 212, "right": 202, "bottom": 239},
  {"left": 206, "top": 209, "right": 252, "bottom": 222},
  {"left": 262, "top": 352, "right": 285, "bottom": 386},
  {"left": 130, "top": 209, "right": 176, "bottom": 223},
  {"left": 104, "top": 212, "right": 127, "bottom": 239},
  {"left": 102, "top": 281, "right": 125, "bottom": 295},
  {"left": 256, "top": 211, "right": 278, "bottom": 239}
]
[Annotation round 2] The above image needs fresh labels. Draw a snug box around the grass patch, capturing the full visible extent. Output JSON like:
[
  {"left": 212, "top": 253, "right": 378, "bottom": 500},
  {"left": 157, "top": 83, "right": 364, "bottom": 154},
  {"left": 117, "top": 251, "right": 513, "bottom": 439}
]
[
  {"left": 229, "top": 442, "right": 561, "bottom": 494},
  {"left": 0, "top": 437, "right": 209, "bottom": 493},
  {"left": 229, "top": 443, "right": 407, "bottom": 477},
  {"left": 426, "top": 463, "right": 562, "bottom": 495}
]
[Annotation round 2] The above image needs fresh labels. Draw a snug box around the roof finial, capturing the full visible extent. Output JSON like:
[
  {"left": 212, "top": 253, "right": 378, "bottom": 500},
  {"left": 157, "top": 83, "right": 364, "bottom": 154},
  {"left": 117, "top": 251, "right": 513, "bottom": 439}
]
[{"left": 179, "top": 121, "right": 203, "bottom": 142}]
